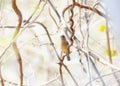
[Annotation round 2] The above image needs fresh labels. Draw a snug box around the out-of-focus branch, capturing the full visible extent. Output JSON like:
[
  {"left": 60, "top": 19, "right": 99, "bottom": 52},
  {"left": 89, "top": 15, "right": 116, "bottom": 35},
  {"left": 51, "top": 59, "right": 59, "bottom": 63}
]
[
  {"left": 12, "top": 0, "right": 22, "bottom": 39},
  {"left": 105, "top": 15, "right": 112, "bottom": 63},
  {"left": 85, "top": 70, "right": 120, "bottom": 86},
  {"left": 83, "top": 1, "right": 92, "bottom": 85},
  {"left": 89, "top": 50, "right": 120, "bottom": 70},
  {"left": 12, "top": 1, "right": 23, "bottom": 86},
  {"left": 60, "top": 62, "right": 79, "bottom": 86},
  {"left": 12, "top": 42, "right": 23, "bottom": 86},
  {"left": 67, "top": 0, "right": 75, "bottom": 61},
  {"left": 33, "top": 22, "right": 60, "bottom": 59},
  {"left": 0, "top": 44, "right": 12, "bottom": 61},
  {"left": 33, "top": 22, "right": 65, "bottom": 86},
  {"left": 59, "top": 62, "right": 65, "bottom": 86},
  {"left": 105, "top": 7, "right": 120, "bottom": 85},
  {"left": 83, "top": 1, "right": 106, "bottom": 85},
  {"left": 0, "top": 25, "right": 35, "bottom": 29},
  {"left": 73, "top": 36, "right": 120, "bottom": 70},
  {"left": 1, "top": 80, "right": 18, "bottom": 86},
  {"left": 89, "top": 57, "right": 106, "bottom": 86},
  {"left": 40, "top": 74, "right": 60, "bottom": 86},
  {"left": 62, "top": 2, "right": 105, "bottom": 18},
  {"left": 58, "top": 1, "right": 79, "bottom": 86},
  {"left": 0, "top": 64, "right": 4, "bottom": 86},
  {"left": 28, "top": 0, "right": 47, "bottom": 26},
  {"left": 1, "top": 79, "right": 27, "bottom": 86},
  {"left": 49, "top": 8, "right": 59, "bottom": 29},
  {"left": 23, "top": 0, "right": 41, "bottom": 25},
  {"left": 47, "top": 0, "right": 61, "bottom": 22}
]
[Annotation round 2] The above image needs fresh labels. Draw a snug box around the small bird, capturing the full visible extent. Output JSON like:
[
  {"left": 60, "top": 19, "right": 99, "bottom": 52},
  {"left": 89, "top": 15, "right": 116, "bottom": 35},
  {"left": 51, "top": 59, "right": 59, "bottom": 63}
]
[{"left": 61, "top": 35, "right": 70, "bottom": 61}]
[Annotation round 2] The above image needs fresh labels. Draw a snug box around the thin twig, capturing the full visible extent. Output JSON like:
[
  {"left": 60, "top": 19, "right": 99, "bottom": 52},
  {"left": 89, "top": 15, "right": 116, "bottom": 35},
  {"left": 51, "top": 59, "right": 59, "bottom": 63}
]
[
  {"left": 0, "top": 25, "right": 35, "bottom": 28},
  {"left": 47, "top": 0, "right": 61, "bottom": 22},
  {"left": 62, "top": 2, "right": 105, "bottom": 18},
  {"left": 40, "top": 74, "right": 60, "bottom": 86},
  {"left": 0, "top": 44, "right": 12, "bottom": 61},
  {"left": 33, "top": 22, "right": 60, "bottom": 60},
  {"left": 83, "top": 0, "right": 93, "bottom": 85},
  {"left": 1, "top": 80, "right": 19, "bottom": 86},
  {"left": 59, "top": 1, "right": 79, "bottom": 86},
  {"left": 29, "top": 0, "right": 47, "bottom": 25},
  {"left": 59, "top": 62, "right": 65, "bottom": 86},
  {"left": 49, "top": 8, "right": 59, "bottom": 29},
  {"left": 89, "top": 57, "right": 106, "bottom": 86},
  {"left": 23, "top": 0, "right": 41, "bottom": 25},
  {"left": 89, "top": 51, "right": 120, "bottom": 70},
  {"left": 12, "top": 0, "right": 22, "bottom": 39},
  {"left": 32, "top": 22, "right": 66, "bottom": 86},
  {"left": 85, "top": 70, "right": 120, "bottom": 86},
  {"left": 1, "top": 79, "right": 27, "bottom": 86},
  {"left": 78, "top": 0, "right": 84, "bottom": 48},
  {"left": 33, "top": 22, "right": 65, "bottom": 86},
  {"left": 11, "top": 1, "right": 23, "bottom": 86},
  {"left": 105, "top": 12, "right": 112, "bottom": 64},
  {"left": 0, "top": 64, "right": 4, "bottom": 86},
  {"left": 105, "top": 7, "right": 120, "bottom": 85},
  {"left": 12, "top": 42, "right": 23, "bottom": 86},
  {"left": 62, "top": 62, "right": 79, "bottom": 86},
  {"left": 72, "top": 30, "right": 120, "bottom": 70},
  {"left": 67, "top": 0, "right": 75, "bottom": 61}
]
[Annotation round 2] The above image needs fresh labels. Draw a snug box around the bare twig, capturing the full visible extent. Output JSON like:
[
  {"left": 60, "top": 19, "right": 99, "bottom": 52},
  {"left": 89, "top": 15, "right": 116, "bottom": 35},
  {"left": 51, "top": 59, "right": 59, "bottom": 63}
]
[
  {"left": 11, "top": 1, "right": 23, "bottom": 86},
  {"left": 1, "top": 79, "right": 27, "bottom": 86},
  {"left": 32, "top": 22, "right": 66, "bottom": 86},
  {"left": 70, "top": 31, "right": 120, "bottom": 71},
  {"left": 0, "top": 64, "right": 4, "bottom": 86},
  {"left": 2, "top": 80, "right": 18, "bottom": 86},
  {"left": 105, "top": 8, "right": 120, "bottom": 85},
  {"left": 83, "top": 0, "right": 93, "bottom": 85},
  {"left": 33, "top": 22, "right": 60, "bottom": 59},
  {"left": 105, "top": 13, "right": 112, "bottom": 64},
  {"left": 59, "top": 62, "right": 65, "bottom": 86},
  {"left": 12, "top": 42, "right": 23, "bottom": 86},
  {"left": 84, "top": 0, "right": 106, "bottom": 85},
  {"left": 12, "top": 0, "right": 22, "bottom": 39},
  {"left": 0, "top": 25, "right": 35, "bottom": 28},
  {"left": 62, "top": 2, "right": 105, "bottom": 18},
  {"left": 85, "top": 70, "right": 120, "bottom": 86},
  {"left": 49, "top": 8, "right": 59, "bottom": 29},
  {"left": 78, "top": 0, "right": 84, "bottom": 47},
  {"left": 58, "top": 1, "right": 79, "bottom": 86},
  {"left": 67, "top": 0, "right": 75, "bottom": 61},
  {"left": 40, "top": 74, "right": 60, "bottom": 86},
  {"left": 33, "top": 22, "right": 65, "bottom": 86},
  {"left": 1, "top": 80, "right": 18, "bottom": 86},
  {"left": 30, "top": 0, "right": 47, "bottom": 25},
  {"left": 58, "top": 56, "right": 79, "bottom": 86},
  {"left": 89, "top": 51, "right": 120, "bottom": 70},
  {"left": 0, "top": 44, "right": 12, "bottom": 61},
  {"left": 62, "top": 62, "right": 79, "bottom": 86},
  {"left": 89, "top": 57, "right": 106, "bottom": 86},
  {"left": 23, "top": 0, "right": 41, "bottom": 25},
  {"left": 47, "top": 0, "right": 61, "bottom": 22}
]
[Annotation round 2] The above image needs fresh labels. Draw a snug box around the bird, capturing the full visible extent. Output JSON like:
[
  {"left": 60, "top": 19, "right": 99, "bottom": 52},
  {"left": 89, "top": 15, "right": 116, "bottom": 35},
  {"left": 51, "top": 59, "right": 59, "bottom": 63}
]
[{"left": 61, "top": 35, "right": 70, "bottom": 61}]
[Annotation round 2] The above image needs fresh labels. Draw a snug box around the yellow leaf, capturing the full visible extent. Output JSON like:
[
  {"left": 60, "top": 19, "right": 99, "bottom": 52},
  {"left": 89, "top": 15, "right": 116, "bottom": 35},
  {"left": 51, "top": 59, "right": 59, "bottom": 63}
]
[
  {"left": 105, "top": 49, "right": 117, "bottom": 57},
  {"left": 99, "top": 25, "right": 106, "bottom": 32}
]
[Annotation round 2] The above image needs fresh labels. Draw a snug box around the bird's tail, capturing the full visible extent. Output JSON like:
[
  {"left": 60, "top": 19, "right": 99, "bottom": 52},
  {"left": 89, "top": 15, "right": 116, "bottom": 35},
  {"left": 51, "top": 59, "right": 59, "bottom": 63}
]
[{"left": 67, "top": 56, "right": 70, "bottom": 61}]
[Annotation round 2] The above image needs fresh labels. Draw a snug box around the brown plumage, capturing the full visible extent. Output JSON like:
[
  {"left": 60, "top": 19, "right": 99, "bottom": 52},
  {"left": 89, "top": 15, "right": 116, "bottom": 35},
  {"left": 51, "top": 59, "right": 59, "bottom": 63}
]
[{"left": 61, "top": 35, "right": 70, "bottom": 61}]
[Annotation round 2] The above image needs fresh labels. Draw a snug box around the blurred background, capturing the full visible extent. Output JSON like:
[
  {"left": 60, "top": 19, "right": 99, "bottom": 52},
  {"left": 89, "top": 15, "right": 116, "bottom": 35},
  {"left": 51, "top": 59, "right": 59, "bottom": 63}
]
[{"left": 0, "top": 0, "right": 120, "bottom": 86}]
